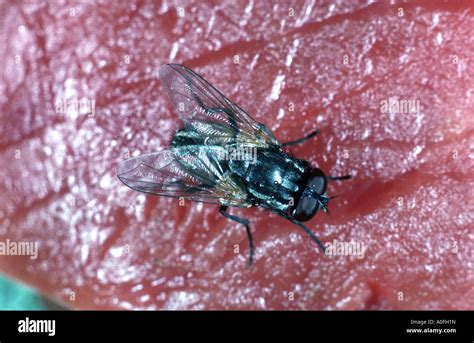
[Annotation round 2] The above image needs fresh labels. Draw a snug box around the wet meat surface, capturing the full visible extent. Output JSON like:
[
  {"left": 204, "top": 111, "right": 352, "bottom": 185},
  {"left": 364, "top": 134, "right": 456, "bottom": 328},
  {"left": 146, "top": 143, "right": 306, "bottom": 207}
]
[{"left": 0, "top": 1, "right": 473, "bottom": 309}]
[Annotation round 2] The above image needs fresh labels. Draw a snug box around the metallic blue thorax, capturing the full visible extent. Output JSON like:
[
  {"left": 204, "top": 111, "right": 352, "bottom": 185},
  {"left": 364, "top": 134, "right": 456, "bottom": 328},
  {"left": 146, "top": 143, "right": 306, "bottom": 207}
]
[{"left": 229, "top": 149, "right": 306, "bottom": 211}]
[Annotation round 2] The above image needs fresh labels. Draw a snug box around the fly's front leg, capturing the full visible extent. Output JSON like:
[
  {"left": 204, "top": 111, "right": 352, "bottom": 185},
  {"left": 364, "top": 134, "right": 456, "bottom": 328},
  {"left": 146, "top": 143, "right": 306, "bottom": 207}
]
[
  {"left": 281, "top": 129, "right": 319, "bottom": 147},
  {"left": 328, "top": 175, "right": 352, "bottom": 181},
  {"left": 275, "top": 210, "right": 327, "bottom": 254},
  {"left": 219, "top": 206, "right": 254, "bottom": 266}
]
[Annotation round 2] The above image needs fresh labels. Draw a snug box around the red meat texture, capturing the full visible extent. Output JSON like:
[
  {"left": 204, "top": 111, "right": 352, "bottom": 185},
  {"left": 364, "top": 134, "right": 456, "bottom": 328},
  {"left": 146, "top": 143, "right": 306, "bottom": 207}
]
[{"left": 0, "top": 1, "right": 473, "bottom": 310}]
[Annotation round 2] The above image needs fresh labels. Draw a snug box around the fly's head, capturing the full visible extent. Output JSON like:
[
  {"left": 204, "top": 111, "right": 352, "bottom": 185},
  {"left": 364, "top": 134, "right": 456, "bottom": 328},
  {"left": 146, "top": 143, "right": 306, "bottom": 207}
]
[{"left": 291, "top": 168, "right": 329, "bottom": 222}]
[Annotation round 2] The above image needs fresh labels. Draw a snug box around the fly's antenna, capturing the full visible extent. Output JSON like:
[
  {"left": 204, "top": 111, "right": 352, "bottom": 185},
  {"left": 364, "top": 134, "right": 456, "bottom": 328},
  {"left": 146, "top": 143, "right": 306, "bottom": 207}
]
[
  {"left": 324, "top": 195, "right": 341, "bottom": 217},
  {"left": 324, "top": 206, "right": 331, "bottom": 217}
]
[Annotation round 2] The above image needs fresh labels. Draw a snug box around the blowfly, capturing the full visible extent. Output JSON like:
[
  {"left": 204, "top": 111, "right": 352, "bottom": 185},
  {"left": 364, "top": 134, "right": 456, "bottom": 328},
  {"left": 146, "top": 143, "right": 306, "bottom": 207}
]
[{"left": 117, "top": 64, "right": 351, "bottom": 266}]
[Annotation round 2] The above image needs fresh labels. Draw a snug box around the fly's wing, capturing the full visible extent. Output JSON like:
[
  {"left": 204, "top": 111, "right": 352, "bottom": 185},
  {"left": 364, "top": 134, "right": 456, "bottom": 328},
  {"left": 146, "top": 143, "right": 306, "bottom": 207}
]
[
  {"left": 117, "top": 146, "right": 251, "bottom": 207},
  {"left": 159, "top": 64, "right": 281, "bottom": 149}
]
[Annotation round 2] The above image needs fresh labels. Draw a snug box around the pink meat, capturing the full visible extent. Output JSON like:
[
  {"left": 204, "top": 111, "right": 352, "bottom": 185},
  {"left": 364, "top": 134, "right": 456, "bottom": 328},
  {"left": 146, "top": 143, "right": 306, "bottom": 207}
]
[{"left": 0, "top": 1, "right": 473, "bottom": 309}]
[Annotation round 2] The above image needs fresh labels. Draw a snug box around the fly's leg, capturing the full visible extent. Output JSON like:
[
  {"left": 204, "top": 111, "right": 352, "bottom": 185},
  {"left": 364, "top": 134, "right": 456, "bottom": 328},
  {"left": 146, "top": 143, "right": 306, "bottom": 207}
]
[
  {"left": 328, "top": 175, "right": 352, "bottom": 181},
  {"left": 219, "top": 206, "right": 254, "bottom": 266},
  {"left": 276, "top": 210, "right": 327, "bottom": 254},
  {"left": 281, "top": 130, "right": 319, "bottom": 147}
]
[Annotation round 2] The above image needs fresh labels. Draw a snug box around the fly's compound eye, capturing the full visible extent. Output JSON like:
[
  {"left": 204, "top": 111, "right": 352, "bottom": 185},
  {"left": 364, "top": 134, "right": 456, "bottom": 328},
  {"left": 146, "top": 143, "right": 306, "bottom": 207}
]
[
  {"left": 306, "top": 168, "right": 327, "bottom": 195},
  {"left": 292, "top": 168, "right": 328, "bottom": 222}
]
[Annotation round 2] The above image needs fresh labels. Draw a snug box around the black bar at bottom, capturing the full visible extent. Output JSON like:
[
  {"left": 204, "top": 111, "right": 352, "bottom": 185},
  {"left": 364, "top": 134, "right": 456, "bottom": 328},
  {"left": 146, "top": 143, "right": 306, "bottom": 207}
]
[{"left": 0, "top": 310, "right": 471, "bottom": 342}]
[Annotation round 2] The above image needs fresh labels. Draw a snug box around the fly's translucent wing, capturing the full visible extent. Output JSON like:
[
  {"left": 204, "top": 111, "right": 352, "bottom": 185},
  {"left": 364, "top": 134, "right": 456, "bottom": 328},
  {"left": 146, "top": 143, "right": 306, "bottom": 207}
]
[
  {"left": 117, "top": 146, "right": 251, "bottom": 207},
  {"left": 158, "top": 64, "right": 281, "bottom": 149}
]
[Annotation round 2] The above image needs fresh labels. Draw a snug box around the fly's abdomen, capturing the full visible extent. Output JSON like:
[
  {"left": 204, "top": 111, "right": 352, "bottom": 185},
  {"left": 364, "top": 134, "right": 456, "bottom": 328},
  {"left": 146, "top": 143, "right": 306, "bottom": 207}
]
[{"left": 229, "top": 150, "right": 306, "bottom": 211}]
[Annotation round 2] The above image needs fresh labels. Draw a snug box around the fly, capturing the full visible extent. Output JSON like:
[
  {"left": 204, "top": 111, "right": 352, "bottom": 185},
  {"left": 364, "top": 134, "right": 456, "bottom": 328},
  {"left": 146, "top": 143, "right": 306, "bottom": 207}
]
[{"left": 117, "top": 64, "right": 351, "bottom": 266}]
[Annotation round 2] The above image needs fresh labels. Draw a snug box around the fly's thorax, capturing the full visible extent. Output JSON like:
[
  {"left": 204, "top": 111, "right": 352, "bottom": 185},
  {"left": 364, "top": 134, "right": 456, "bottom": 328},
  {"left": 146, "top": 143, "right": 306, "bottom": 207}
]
[{"left": 230, "top": 150, "right": 306, "bottom": 211}]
